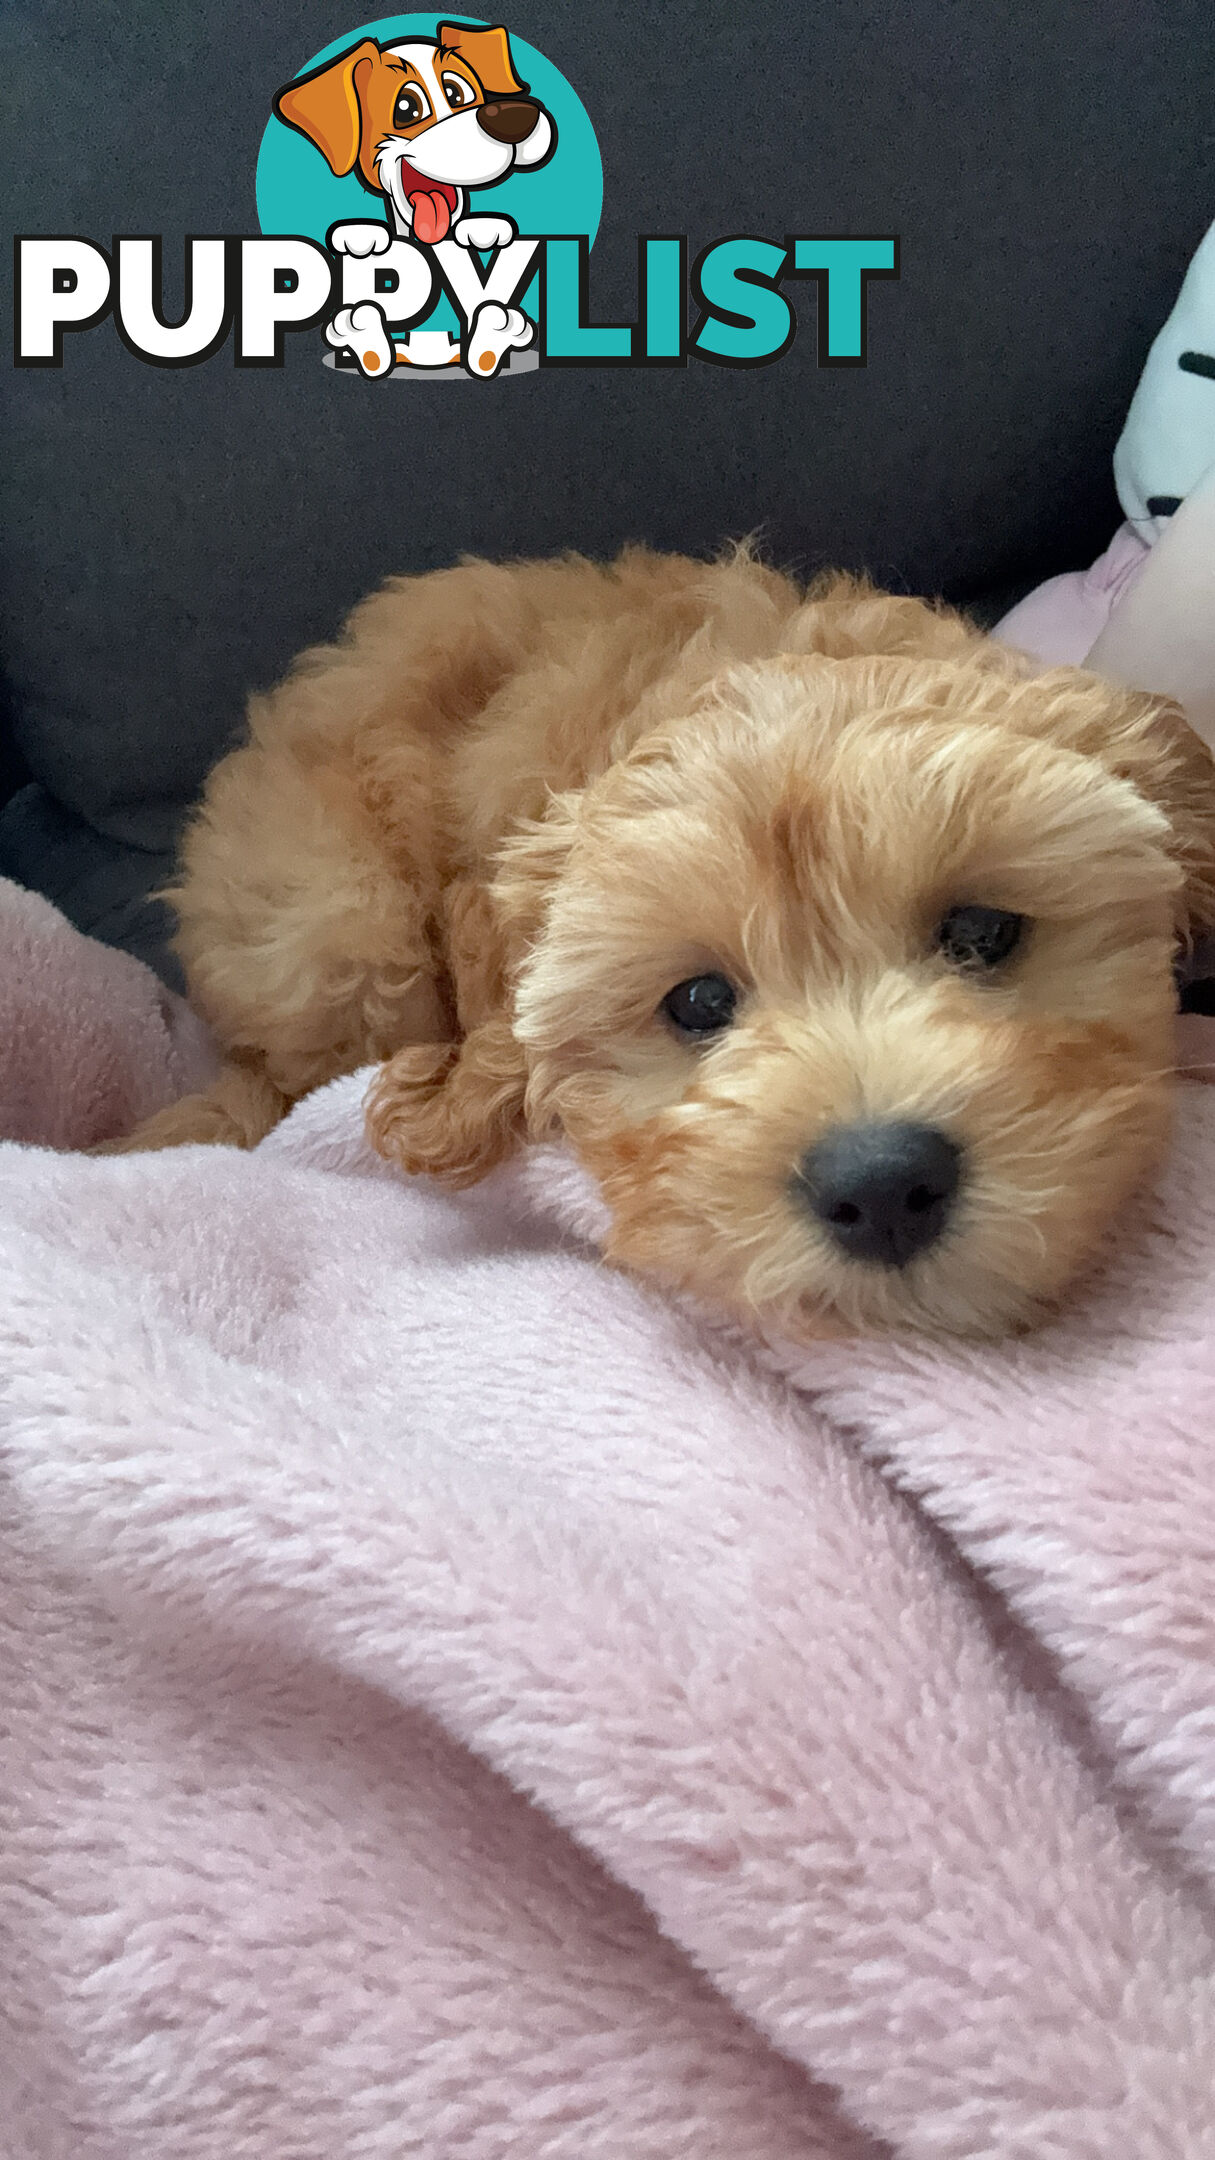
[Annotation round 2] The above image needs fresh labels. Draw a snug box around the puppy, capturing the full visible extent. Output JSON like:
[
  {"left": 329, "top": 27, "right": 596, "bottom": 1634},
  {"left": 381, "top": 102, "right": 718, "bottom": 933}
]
[
  {"left": 274, "top": 21, "right": 552, "bottom": 376},
  {"left": 118, "top": 547, "right": 1215, "bottom": 1339}
]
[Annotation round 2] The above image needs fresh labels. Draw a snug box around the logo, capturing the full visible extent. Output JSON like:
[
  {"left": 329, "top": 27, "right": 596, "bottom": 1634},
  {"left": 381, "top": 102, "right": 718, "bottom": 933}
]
[
  {"left": 14, "top": 15, "right": 900, "bottom": 379},
  {"left": 260, "top": 15, "right": 597, "bottom": 378}
]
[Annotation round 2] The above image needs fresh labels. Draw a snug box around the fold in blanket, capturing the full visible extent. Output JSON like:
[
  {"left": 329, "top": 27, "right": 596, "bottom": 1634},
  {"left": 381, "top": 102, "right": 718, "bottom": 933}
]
[{"left": 2, "top": 1066, "right": 1215, "bottom": 2159}]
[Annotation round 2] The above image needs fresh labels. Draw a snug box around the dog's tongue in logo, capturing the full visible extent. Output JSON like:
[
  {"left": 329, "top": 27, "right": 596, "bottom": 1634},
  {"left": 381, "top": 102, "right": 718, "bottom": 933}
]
[{"left": 400, "top": 165, "right": 458, "bottom": 245}]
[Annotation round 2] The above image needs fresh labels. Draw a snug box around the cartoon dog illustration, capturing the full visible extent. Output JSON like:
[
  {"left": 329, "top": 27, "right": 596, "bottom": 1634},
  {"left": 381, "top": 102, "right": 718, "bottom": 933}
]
[{"left": 274, "top": 21, "right": 555, "bottom": 377}]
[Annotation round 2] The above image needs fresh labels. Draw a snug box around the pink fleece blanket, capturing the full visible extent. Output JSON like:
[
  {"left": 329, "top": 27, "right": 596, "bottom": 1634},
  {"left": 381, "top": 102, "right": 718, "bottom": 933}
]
[
  {"left": 0, "top": 877, "right": 218, "bottom": 1149},
  {"left": 2, "top": 891, "right": 1215, "bottom": 2155}
]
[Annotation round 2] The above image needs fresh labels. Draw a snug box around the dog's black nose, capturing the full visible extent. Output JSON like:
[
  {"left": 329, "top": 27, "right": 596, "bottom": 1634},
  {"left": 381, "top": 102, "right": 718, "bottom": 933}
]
[
  {"left": 477, "top": 98, "right": 540, "bottom": 144},
  {"left": 795, "top": 1121, "right": 962, "bottom": 1268}
]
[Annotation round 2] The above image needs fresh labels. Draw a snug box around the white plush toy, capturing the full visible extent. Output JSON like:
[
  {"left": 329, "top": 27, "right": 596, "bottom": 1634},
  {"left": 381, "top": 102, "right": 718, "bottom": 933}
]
[
  {"left": 997, "top": 213, "right": 1215, "bottom": 738},
  {"left": 996, "top": 215, "right": 1215, "bottom": 1047},
  {"left": 1089, "top": 214, "right": 1215, "bottom": 757},
  {"left": 1114, "top": 219, "right": 1215, "bottom": 545}
]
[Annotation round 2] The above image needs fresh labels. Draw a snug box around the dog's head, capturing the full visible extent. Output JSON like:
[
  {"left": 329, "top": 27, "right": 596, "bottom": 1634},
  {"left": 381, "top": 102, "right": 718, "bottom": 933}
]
[
  {"left": 491, "top": 652, "right": 1215, "bottom": 1338},
  {"left": 274, "top": 23, "right": 554, "bottom": 239}
]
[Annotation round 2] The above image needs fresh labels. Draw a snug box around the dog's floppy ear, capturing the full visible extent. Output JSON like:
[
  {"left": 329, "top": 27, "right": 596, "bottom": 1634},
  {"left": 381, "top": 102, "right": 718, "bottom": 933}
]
[
  {"left": 1005, "top": 671, "right": 1215, "bottom": 940},
  {"left": 273, "top": 39, "right": 381, "bottom": 176},
  {"left": 437, "top": 21, "right": 527, "bottom": 96},
  {"left": 1100, "top": 690, "right": 1215, "bottom": 941}
]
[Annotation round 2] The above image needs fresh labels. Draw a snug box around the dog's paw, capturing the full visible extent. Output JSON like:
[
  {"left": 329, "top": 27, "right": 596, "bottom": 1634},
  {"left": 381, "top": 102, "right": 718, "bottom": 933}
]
[
  {"left": 464, "top": 300, "right": 534, "bottom": 378},
  {"left": 328, "top": 221, "right": 393, "bottom": 258},
  {"left": 325, "top": 302, "right": 394, "bottom": 377},
  {"left": 453, "top": 214, "right": 517, "bottom": 252}
]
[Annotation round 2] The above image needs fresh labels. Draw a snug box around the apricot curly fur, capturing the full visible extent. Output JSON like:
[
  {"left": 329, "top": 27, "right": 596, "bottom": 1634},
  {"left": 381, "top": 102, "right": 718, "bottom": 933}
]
[{"left": 111, "top": 543, "right": 1215, "bottom": 1337}]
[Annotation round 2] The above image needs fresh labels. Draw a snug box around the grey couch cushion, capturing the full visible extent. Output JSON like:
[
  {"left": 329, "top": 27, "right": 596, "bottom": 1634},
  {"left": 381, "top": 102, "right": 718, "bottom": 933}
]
[
  {"left": 0, "top": 786, "right": 182, "bottom": 988},
  {"left": 2, "top": 0, "right": 1213, "bottom": 972}
]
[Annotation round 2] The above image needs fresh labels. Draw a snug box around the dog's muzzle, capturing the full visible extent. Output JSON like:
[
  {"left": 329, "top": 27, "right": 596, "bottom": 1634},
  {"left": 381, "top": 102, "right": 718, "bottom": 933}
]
[
  {"left": 478, "top": 98, "right": 540, "bottom": 144},
  {"left": 794, "top": 1121, "right": 963, "bottom": 1268}
]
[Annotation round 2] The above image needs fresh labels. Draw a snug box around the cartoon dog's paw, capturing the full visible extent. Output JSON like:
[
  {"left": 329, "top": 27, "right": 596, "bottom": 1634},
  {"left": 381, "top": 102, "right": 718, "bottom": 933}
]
[
  {"left": 328, "top": 221, "right": 393, "bottom": 258},
  {"left": 453, "top": 214, "right": 517, "bottom": 252},
  {"left": 325, "top": 303, "right": 394, "bottom": 377},
  {"left": 464, "top": 300, "right": 534, "bottom": 378}
]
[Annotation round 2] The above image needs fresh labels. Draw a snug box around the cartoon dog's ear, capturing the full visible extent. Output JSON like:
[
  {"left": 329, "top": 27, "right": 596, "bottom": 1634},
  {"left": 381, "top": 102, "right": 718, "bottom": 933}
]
[
  {"left": 273, "top": 39, "right": 381, "bottom": 177},
  {"left": 437, "top": 21, "right": 527, "bottom": 96}
]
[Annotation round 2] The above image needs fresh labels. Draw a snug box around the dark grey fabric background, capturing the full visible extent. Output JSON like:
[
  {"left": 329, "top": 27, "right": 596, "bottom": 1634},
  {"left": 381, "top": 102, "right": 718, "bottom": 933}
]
[{"left": 3, "top": 0, "right": 1214, "bottom": 979}]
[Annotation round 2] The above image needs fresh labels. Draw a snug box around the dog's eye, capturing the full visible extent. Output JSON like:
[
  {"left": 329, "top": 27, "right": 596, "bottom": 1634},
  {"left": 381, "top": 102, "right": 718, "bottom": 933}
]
[
  {"left": 936, "top": 905, "right": 1025, "bottom": 970},
  {"left": 394, "top": 85, "right": 431, "bottom": 126},
  {"left": 441, "top": 73, "right": 474, "bottom": 108},
  {"left": 661, "top": 974, "right": 737, "bottom": 1036}
]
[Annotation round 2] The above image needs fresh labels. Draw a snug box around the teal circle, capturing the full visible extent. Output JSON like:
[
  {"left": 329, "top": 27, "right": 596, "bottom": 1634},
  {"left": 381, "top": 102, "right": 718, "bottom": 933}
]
[{"left": 255, "top": 15, "right": 601, "bottom": 337}]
